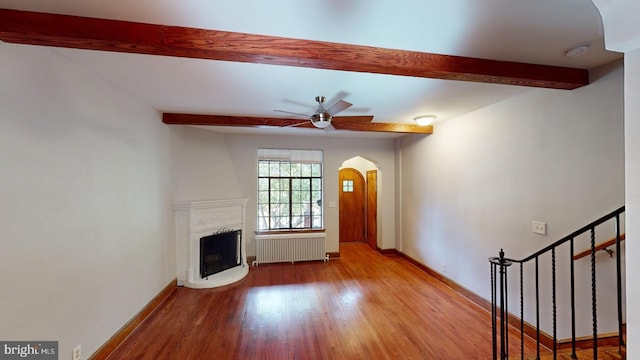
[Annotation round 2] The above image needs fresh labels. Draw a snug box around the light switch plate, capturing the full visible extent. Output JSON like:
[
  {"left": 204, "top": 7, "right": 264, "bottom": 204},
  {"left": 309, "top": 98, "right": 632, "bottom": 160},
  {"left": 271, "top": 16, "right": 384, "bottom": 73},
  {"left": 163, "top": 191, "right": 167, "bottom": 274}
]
[{"left": 532, "top": 221, "right": 546, "bottom": 235}]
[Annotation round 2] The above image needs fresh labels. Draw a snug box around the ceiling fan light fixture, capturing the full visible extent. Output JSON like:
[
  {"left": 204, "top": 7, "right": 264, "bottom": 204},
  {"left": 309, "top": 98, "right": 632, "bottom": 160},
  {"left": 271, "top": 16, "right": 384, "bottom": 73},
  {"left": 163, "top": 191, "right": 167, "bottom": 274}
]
[
  {"left": 311, "top": 117, "right": 332, "bottom": 128},
  {"left": 414, "top": 115, "right": 436, "bottom": 126},
  {"left": 312, "top": 121, "right": 332, "bottom": 128},
  {"left": 311, "top": 110, "right": 332, "bottom": 128}
]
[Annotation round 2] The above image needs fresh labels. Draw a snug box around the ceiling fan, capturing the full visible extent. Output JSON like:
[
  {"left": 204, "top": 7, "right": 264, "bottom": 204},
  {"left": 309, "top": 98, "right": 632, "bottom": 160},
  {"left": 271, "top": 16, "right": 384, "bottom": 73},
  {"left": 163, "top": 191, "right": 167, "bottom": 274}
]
[
  {"left": 274, "top": 96, "right": 372, "bottom": 129},
  {"left": 162, "top": 96, "right": 433, "bottom": 134}
]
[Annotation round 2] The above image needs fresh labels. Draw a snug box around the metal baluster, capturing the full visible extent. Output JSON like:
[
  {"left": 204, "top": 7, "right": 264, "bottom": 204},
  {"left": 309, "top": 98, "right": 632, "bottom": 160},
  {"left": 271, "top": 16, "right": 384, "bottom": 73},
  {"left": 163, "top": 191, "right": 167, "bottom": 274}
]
[
  {"left": 491, "top": 262, "right": 497, "bottom": 360},
  {"left": 552, "top": 248, "right": 557, "bottom": 360},
  {"left": 590, "top": 227, "right": 598, "bottom": 360},
  {"left": 570, "top": 238, "right": 577, "bottom": 359},
  {"left": 505, "top": 261, "right": 509, "bottom": 359},
  {"left": 535, "top": 256, "right": 540, "bottom": 359},
  {"left": 500, "top": 250, "right": 507, "bottom": 360},
  {"left": 520, "top": 263, "right": 524, "bottom": 360}
]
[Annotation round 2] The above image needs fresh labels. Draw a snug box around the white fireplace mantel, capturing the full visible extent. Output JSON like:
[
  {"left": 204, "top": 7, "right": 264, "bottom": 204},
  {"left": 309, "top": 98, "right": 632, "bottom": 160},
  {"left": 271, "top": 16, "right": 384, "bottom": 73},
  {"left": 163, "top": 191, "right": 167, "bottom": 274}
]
[{"left": 174, "top": 198, "right": 248, "bottom": 288}]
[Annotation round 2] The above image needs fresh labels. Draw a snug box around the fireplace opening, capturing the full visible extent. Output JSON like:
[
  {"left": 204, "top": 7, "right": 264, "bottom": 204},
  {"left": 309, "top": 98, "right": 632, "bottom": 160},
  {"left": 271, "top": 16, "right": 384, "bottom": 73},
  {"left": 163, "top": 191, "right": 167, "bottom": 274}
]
[{"left": 200, "top": 230, "right": 242, "bottom": 278}]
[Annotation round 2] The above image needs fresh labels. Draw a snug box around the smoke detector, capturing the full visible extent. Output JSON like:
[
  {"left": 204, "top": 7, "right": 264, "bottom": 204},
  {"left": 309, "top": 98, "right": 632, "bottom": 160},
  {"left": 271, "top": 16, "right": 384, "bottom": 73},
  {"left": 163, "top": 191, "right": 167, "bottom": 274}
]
[{"left": 565, "top": 44, "right": 590, "bottom": 58}]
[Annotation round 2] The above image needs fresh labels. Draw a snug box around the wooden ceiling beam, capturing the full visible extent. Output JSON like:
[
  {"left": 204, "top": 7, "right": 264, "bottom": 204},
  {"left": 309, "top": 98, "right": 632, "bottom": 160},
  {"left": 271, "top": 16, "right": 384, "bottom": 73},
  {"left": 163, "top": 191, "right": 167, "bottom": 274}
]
[
  {"left": 162, "top": 113, "right": 308, "bottom": 127},
  {"left": 162, "top": 114, "right": 373, "bottom": 128},
  {"left": 0, "top": 9, "right": 588, "bottom": 89},
  {"left": 332, "top": 122, "right": 433, "bottom": 134},
  {"left": 162, "top": 113, "right": 431, "bottom": 134}
]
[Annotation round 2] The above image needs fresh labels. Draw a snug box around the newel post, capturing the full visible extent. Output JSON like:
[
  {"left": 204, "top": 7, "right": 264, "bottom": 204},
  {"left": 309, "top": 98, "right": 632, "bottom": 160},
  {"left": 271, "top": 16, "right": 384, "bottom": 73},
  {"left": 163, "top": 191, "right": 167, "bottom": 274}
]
[{"left": 490, "top": 249, "right": 512, "bottom": 360}]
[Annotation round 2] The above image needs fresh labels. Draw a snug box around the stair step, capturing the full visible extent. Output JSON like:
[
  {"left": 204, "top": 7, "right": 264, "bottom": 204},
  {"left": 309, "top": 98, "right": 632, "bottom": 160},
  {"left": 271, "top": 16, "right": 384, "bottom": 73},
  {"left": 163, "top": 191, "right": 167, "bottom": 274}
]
[{"left": 516, "top": 345, "right": 624, "bottom": 360}]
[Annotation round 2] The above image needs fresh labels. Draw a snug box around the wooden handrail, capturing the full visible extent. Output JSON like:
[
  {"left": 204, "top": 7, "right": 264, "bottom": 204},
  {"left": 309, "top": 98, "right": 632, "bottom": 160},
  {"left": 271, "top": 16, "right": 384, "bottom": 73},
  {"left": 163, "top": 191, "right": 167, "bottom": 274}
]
[{"left": 573, "top": 234, "right": 626, "bottom": 260}]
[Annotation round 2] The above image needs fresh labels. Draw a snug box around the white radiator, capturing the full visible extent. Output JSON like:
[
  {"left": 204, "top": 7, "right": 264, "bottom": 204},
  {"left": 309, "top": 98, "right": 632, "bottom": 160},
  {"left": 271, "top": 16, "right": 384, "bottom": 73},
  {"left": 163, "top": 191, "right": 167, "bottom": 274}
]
[{"left": 253, "top": 232, "right": 328, "bottom": 265}]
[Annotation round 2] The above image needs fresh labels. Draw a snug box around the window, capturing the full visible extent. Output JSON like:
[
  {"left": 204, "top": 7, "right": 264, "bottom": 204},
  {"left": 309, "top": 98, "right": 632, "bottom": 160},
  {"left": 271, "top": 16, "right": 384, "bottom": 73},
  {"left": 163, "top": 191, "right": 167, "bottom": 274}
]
[
  {"left": 342, "top": 180, "right": 354, "bottom": 192},
  {"left": 257, "top": 149, "right": 323, "bottom": 230}
]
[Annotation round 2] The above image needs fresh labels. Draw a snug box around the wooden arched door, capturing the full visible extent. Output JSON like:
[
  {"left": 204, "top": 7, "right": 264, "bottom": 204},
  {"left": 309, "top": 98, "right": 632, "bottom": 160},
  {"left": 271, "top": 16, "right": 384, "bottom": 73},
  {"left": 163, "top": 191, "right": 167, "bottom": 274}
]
[{"left": 339, "top": 168, "right": 365, "bottom": 243}]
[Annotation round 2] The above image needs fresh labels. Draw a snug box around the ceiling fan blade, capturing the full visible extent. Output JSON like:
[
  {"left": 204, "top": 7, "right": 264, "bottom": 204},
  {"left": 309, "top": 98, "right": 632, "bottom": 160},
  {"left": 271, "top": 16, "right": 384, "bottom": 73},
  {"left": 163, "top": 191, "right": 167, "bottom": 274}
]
[
  {"left": 331, "top": 115, "right": 374, "bottom": 123},
  {"left": 331, "top": 122, "right": 433, "bottom": 134},
  {"left": 283, "top": 120, "right": 311, "bottom": 128},
  {"left": 274, "top": 110, "right": 310, "bottom": 118},
  {"left": 326, "top": 100, "right": 352, "bottom": 116}
]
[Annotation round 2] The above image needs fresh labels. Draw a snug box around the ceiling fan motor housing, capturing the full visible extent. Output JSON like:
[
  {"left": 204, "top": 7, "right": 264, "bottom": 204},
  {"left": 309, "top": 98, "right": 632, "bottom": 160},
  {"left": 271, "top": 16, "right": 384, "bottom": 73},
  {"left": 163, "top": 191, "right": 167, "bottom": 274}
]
[{"left": 311, "top": 96, "right": 332, "bottom": 128}]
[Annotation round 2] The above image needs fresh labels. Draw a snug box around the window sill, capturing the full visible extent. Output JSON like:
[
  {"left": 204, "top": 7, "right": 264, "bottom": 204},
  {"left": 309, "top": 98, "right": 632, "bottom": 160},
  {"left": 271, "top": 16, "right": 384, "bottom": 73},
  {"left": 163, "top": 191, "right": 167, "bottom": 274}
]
[{"left": 255, "top": 229, "right": 326, "bottom": 235}]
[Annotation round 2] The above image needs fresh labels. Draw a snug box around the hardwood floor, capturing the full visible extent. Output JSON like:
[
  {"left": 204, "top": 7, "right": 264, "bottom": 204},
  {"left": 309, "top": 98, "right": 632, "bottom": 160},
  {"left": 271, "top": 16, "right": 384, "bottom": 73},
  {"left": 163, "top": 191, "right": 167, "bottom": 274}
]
[{"left": 107, "top": 243, "right": 539, "bottom": 359}]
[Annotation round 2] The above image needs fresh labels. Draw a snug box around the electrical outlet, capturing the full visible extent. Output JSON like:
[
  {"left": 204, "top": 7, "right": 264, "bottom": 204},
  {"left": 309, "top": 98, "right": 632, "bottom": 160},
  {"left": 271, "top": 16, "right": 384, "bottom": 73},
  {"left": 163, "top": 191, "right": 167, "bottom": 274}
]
[
  {"left": 440, "top": 263, "right": 446, "bottom": 273},
  {"left": 72, "top": 345, "right": 81, "bottom": 360},
  {"left": 532, "top": 221, "right": 546, "bottom": 235}
]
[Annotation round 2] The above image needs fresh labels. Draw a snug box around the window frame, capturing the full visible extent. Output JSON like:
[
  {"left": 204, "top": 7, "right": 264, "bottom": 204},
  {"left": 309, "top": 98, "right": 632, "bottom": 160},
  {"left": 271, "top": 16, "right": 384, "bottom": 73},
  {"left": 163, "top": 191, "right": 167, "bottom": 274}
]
[{"left": 257, "top": 149, "right": 324, "bottom": 231}]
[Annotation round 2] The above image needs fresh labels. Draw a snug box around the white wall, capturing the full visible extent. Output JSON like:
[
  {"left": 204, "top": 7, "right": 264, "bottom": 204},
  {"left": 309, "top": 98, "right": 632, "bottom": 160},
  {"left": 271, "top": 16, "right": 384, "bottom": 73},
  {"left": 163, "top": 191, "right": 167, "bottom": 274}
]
[
  {"left": 341, "top": 156, "right": 378, "bottom": 174},
  {"left": 174, "top": 126, "right": 242, "bottom": 201},
  {"left": 0, "top": 43, "right": 180, "bottom": 357},
  {"left": 223, "top": 133, "right": 397, "bottom": 253},
  {"left": 398, "top": 60, "right": 625, "bottom": 338},
  {"left": 624, "top": 46, "right": 640, "bottom": 360}
]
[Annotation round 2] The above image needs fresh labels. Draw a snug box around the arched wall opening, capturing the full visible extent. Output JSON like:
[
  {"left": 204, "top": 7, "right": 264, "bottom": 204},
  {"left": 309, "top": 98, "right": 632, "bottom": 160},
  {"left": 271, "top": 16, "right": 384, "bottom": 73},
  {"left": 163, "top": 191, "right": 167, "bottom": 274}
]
[{"left": 339, "top": 156, "right": 381, "bottom": 250}]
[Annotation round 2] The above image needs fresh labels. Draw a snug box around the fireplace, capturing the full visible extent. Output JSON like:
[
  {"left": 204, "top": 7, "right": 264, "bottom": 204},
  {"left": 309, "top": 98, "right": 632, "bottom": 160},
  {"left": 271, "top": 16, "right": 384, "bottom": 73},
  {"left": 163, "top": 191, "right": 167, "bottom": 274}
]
[
  {"left": 174, "top": 199, "right": 248, "bottom": 289},
  {"left": 200, "top": 230, "right": 241, "bottom": 278}
]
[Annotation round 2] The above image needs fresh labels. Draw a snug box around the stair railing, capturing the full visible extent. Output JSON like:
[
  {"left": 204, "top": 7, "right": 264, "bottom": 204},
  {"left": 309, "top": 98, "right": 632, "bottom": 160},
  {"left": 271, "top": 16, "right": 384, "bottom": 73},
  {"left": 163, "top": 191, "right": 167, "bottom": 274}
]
[{"left": 490, "top": 206, "right": 625, "bottom": 360}]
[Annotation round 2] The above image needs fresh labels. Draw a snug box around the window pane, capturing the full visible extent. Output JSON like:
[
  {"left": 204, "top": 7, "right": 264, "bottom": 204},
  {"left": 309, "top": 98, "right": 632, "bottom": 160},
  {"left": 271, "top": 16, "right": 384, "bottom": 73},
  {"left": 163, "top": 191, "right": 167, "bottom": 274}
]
[
  {"left": 301, "top": 163, "right": 311, "bottom": 177},
  {"left": 258, "top": 178, "right": 269, "bottom": 191},
  {"left": 270, "top": 178, "right": 282, "bottom": 191},
  {"left": 279, "top": 190, "right": 289, "bottom": 205},
  {"left": 291, "top": 190, "right": 301, "bottom": 206},
  {"left": 292, "top": 179, "right": 301, "bottom": 190},
  {"left": 270, "top": 189, "right": 280, "bottom": 202},
  {"left": 279, "top": 178, "right": 289, "bottom": 190},
  {"left": 291, "top": 163, "right": 301, "bottom": 177},
  {"left": 271, "top": 202, "right": 284, "bottom": 215},
  {"left": 291, "top": 215, "right": 304, "bottom": 228},
  {"left": 311, "top": 178, "right": 321, "bottom": 190},
  {"left": 273, "top": 216, "right": 289, "bottom": 228},
  {"left": 258, "top": 161, "right": 269, "bottom": 177},
  {"left": 311, "top": 163, "right": 322, "bottom": 177},
  {"left": 257, "top": 202, "right": 269, "bottom": 213},
  {"left": 269, "top": 162, "right": 280, "bottom": 176},
  {"left": 280, "top": 162, "right": 291, "bottom": 176}
]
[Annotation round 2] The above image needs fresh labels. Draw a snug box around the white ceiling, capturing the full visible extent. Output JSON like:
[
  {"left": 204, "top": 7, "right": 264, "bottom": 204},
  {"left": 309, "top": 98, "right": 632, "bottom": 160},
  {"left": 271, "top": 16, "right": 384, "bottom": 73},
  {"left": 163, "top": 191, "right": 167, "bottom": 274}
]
[{"left": 0, "top": 0, "right": 622, "bottom": 138}]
